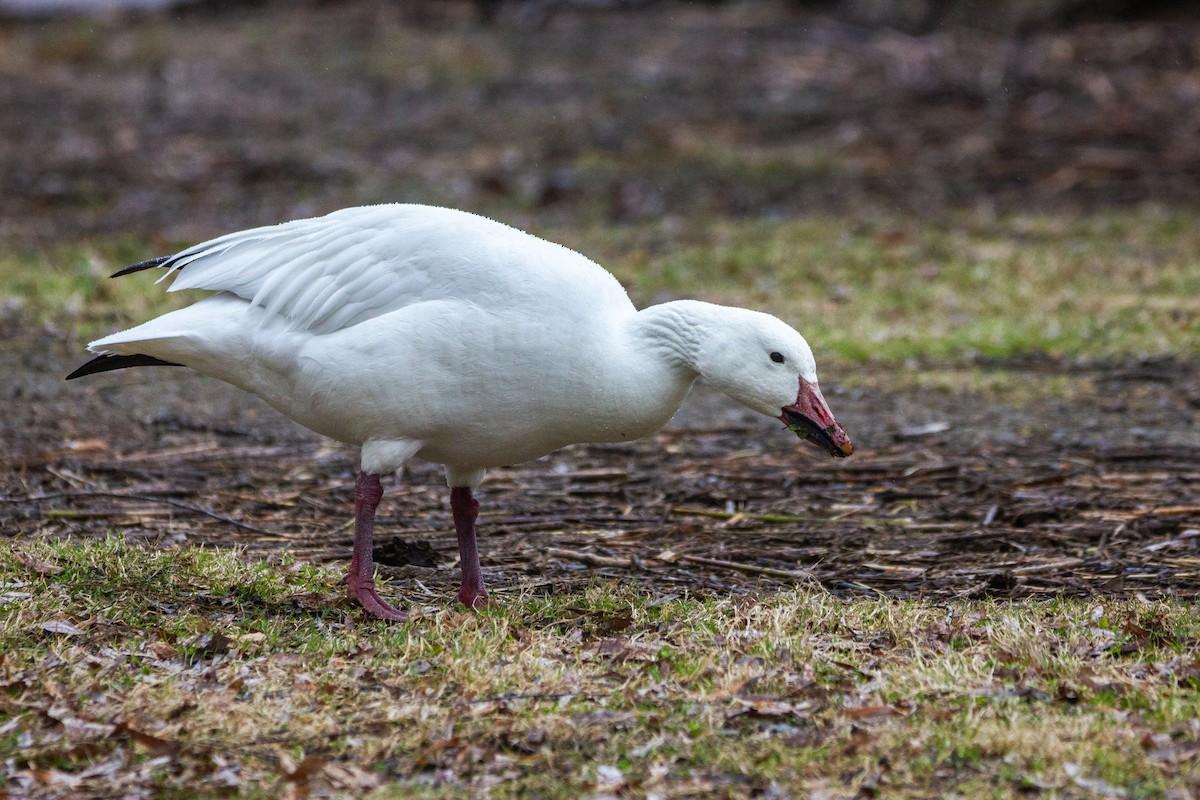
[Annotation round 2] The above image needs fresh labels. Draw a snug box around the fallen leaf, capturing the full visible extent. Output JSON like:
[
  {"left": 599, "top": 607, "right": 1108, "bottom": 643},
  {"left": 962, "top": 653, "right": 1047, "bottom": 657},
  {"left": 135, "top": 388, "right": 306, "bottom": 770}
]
[
  {"left": 16, "top": 552, "right": 63, "bottom": 575},
  {"left": 46, "top": 707, "right": 116, "bottom": 739},
  {"left": 594, "top": 637, "right": 661, "bottom": 662},
  {"left": 28, "top": 768, "right": 81, "bottom": 788},
  {"left": 843, "top": 705, "right": 903, "bottom": 720},
  {"left": 321, "top": 762, "right": 381, "bottom": 793},
  {"left": 594, "top": 610, "right": 634, "bottom": 635},
  {"left": 150, "top": 641, "right": 177, "bottom": 660},
  {"left": 729, "top": 697, "right": 801, "bottom": 718},
  {"left": 114, "top": 722, "right": 179, "bottom": 756},
  {"left": 283, "top": 754, "right": 327, "bottom": 785},
  {"left": 38, "top": 620, "right": 85, "bottom": 636}
]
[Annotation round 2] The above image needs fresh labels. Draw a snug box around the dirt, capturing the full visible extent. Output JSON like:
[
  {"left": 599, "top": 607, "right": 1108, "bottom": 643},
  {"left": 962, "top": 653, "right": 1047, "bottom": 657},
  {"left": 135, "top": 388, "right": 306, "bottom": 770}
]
[
  {"left": 2, "top": 2, "right": 1199, "bottom": 604},
  {"left": 4, "top": 345, "right": 1199, "bottom": 604}
]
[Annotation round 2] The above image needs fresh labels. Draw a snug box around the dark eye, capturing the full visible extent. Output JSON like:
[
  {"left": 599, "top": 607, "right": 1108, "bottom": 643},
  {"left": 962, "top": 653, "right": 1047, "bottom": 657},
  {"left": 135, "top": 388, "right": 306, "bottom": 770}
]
[{"left": 770, "top": 351, "right": 785, "bottom": 364}]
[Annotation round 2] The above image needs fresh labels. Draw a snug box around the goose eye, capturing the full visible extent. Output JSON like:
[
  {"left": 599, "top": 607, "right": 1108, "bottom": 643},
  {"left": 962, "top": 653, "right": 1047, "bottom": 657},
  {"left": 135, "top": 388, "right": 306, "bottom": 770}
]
[{"left": 770, "top": 351, "right": 785, "bottom": 364}]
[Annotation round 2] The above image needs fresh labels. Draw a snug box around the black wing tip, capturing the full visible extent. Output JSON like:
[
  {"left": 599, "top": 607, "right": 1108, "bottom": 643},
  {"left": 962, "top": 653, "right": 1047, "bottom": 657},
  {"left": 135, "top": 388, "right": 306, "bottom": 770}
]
[
  {"left": 111, "top": 255, "right": 173, "bottom": 279},
  {"left": 66, "top": 353, "right": 183, "bottom": 380}
]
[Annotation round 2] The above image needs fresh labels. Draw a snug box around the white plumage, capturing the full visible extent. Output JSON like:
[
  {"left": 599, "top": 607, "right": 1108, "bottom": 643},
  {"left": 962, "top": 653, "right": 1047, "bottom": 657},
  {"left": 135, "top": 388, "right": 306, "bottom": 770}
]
[{"left": 71, "top": 204, "right": 852, "bottom": 620}]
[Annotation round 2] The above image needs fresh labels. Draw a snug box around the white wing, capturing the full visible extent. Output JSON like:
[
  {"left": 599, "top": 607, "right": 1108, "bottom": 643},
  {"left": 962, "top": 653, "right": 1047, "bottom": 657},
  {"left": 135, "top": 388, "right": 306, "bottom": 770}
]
[{"left": 145, "top": 204, "right": 629, "bottom": 335}]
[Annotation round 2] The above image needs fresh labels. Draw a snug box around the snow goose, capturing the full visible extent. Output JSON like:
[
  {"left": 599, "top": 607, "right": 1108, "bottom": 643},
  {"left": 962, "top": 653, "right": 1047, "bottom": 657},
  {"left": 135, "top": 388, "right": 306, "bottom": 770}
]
[{"left": 68, "top": 204, "right": 853, "bottom": 620}]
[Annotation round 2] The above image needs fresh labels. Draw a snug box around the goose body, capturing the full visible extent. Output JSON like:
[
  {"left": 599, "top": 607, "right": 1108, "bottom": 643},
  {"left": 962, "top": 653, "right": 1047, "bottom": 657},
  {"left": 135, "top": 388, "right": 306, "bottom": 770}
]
[{"left": 70, "top": 204, "right": 852, "bottom": 619}]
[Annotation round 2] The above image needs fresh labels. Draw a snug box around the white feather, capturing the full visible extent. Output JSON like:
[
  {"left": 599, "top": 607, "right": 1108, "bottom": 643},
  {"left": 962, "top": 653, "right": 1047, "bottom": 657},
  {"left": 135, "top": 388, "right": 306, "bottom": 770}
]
[{"left": 88, "top": 204, "right": 833, "bottom": 480}]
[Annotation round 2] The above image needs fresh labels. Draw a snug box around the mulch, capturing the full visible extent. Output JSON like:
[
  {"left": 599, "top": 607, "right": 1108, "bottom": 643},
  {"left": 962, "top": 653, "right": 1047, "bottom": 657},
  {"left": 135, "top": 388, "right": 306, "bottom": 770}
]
[{"left": 6, "top": 354, "right": 1198, "bottom": 604}]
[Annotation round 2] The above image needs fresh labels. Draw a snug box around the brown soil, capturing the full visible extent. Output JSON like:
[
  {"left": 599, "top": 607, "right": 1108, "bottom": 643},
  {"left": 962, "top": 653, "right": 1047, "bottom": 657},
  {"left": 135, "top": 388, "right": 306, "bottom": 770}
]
[{"left": 2, "top": 2, "right": 1199, "bottom": 605}]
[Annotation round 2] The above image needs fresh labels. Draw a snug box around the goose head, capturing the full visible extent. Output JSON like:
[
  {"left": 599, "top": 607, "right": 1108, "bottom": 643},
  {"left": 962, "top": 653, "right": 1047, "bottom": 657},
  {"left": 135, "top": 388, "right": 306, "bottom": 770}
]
[{"left": 693, "top": 307, "right": 853, "bottom": 458}]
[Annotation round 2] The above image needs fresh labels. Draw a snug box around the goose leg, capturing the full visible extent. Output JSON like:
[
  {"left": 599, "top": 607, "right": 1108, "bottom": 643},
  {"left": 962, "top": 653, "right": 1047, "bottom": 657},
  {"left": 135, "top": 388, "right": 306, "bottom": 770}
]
[
  {"left": 451, "top": 486, "right": 488, "bottom": 609},
  {"left": 347, "top": 471, "right": 406, "bottom": 621}
]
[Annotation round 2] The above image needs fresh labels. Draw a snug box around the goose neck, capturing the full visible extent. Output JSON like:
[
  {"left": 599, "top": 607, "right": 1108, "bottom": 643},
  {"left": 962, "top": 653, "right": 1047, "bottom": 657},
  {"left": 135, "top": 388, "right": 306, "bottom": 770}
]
[{"left": 627, "top": 299, "right": 718, "bottom": 372}]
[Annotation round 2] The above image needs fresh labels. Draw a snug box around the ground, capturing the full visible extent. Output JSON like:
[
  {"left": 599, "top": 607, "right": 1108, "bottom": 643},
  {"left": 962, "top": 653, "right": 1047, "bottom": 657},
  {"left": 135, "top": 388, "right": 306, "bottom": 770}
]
[
  {"left": 1, "top": 1, "right": 1199, "bottom": 797},
  {"left": 7, "top": 348, "right": 1200, "bottom": 603}
]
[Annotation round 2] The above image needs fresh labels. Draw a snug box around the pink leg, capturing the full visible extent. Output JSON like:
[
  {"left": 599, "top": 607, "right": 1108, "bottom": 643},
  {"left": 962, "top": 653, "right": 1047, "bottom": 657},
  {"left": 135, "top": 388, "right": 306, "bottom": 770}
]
[
  {"left": 346, "top": 471, "right": 406, "bottom": 621},
  {"left": 451, "top": 486, "right": 488, "bottom": 610}
]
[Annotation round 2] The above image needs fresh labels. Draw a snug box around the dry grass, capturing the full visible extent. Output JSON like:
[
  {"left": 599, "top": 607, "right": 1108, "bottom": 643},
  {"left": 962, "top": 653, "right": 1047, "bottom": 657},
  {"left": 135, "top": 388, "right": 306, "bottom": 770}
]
[{"left": 2, "top": 539, "right": 1198, "bottom": 798}]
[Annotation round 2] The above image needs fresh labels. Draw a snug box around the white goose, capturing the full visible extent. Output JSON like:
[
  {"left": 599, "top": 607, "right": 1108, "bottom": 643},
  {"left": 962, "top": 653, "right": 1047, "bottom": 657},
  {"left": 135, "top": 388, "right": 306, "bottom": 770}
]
[{"left": 69, "top": 204, "right": 853, "bottom": 620}]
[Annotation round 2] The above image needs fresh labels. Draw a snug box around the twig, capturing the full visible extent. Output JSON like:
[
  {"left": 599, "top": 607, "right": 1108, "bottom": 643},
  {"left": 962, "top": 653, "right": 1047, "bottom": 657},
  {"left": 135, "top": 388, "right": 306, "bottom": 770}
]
[
  {"left": 545, "top": 546, "right": 637, "bottom": 569},
  {"left": 0, "top": 491, "right": 272, "bottom": 534},
  {"left": 1010, "top": 558, "right": 1084, "bottom": 575},
  {"left": 670, "top": 506, "right": 809, "bottom": 524},
  {"left": 659, "top": 551, "right": 815, "bottom": 582},
  {"left": 549, "top": 542, "right": 819, "bottom": 582},
  {"left": 1098, "top": 522, "right": 1123, "bottom": 553}
]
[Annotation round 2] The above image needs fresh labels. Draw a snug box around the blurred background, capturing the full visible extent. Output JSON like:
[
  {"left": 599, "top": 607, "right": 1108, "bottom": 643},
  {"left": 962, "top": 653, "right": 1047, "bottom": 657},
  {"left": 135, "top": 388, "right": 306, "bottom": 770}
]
[{"left": 3, "top": 0, "right": 1198, "bottom": 247}]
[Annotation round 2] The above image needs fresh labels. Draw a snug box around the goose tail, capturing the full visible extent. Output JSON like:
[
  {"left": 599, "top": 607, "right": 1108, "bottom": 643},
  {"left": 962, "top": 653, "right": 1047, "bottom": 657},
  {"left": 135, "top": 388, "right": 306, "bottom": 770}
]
[
  {"left": 66, "top": 353, "right": 182, "bottom": 380},
  {"left": 66, "top": 313, "right": 195, "bottom": 381}
]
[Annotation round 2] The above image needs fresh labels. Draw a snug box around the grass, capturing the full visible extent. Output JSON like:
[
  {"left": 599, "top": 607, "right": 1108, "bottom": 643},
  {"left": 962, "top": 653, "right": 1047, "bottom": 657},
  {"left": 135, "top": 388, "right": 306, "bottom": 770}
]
[
  {"left": 0, "top": 238, "right": 208, "bottom": 345},
  {"left": 8, "top": 207, "right": 1196, "bottom": 364},
  {"left": 552, "top": 206, "right": 1200, "bottom": 362},
  {"left": 2, "top": 539, "right": 1198, "bottom": 798}
]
